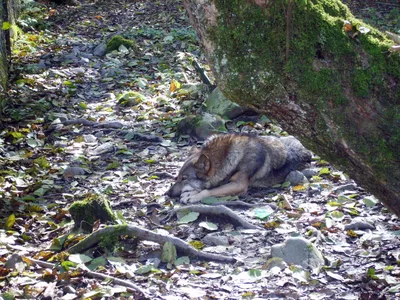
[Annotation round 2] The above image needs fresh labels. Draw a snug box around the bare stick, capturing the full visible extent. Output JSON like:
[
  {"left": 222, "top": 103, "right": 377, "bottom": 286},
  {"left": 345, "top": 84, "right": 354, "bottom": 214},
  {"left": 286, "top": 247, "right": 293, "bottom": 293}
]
[{"left": 27, "top": 257, "right": 149, "bottom": 298}]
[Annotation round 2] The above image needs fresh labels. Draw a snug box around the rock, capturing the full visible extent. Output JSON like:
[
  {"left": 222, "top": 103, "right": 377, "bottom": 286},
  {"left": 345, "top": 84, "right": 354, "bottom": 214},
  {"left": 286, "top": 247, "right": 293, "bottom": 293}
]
[
  {"left": 101, "top": 67, "right": 128, "bottom": 77},
  {"left": 51, "top": 113, "right": 69, "bottom": 122},
  {"left": 263, "top": 257, "right": 287, "bottom": 275},
  {"left": 5, "top": 254, "right": 23, "bottom": 269},
  {"left": 271, "top": 237, "right": 324, "bottom": 271},
  {"left": 203, "top": 87, "right": 252, "bottom": 119},
  {"left": 83, "top": 134, "right": 97, "bottom": 143},
  {"left": 344, "top": 218, "right": 375, "bottom": 231},
  {"left": 80, "top": 53, "right": 93, "bottom": 59},
  {"left": 79, "top": 57, "right": 90, "bottom": 65},
  {"left": 177, "top": 113, "right": 226, "bottom": 141},
  {"left": 301, "top": 168, "right": 320, "bottom": 178},
  {"left": 93, "top": 42, "right": 107, "bottom": 57},
  {"left": 37, "top": 60, "right": 47, "bottom": 70},
  {"left": 70, "top": 67, "right": 85, "bottom": 75},
  {"left": 64, "top": 53, "right": 78, "bottom": 62},
  {"left": 106, "top": 35, "right": 137, "bottom": 53},
  {"left": 308, "top": 185, "right": 322, "bottom": 196},
  {"left": 71, "top": 47, "right": 80, "bottom": 55},
  {"left": 91, "top": 142, "right": 115, "bottom": 155},
  {"left": 202, "top": 233, "right": 230, "bottom": 246},
  {"left": 146, "top": 257, "right": 161, "bottom": 268},
  {"left": 331, "top": 183, "right": 358, "bottom": 194},
  {"left": 285, "top": 170, "right": 308, "bottom": 186},
  {"left": 63, "top": 167, "right": 87, "bottom": 179},
  {"left": 181, "top": 82, "right": 207, "bottom": 96},
  {"left": 69, "top": 195, "right": 116, "bottom": 232}
]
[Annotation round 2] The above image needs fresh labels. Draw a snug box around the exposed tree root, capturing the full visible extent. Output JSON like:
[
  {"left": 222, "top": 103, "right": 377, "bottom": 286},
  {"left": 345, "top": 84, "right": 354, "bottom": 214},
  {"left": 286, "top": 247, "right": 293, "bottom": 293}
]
[
  {"left": 67, "top": 225, "right": 237, "bottom": 264},
  {"left": 27, "top": 257, "right": 149, "bottom": 298},
  {"left": 210, "top": 200, "right": 265, "bottom": 208},
  {"left": 166, "top": 204, "right": 262, "bottom": 230}
]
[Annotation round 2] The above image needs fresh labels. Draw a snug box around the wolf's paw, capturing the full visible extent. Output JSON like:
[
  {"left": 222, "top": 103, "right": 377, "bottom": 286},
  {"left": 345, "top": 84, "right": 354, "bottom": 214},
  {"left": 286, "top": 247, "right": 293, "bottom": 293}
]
[{"left": 180, "top": 190, "right": 206, "bottom": 204}]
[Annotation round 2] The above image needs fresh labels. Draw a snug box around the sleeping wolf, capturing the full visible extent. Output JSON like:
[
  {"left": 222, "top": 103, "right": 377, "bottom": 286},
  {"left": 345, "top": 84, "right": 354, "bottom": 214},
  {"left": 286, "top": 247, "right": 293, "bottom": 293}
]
[{"left": 167, "top": 134, "right": 312, "bottom": 204}]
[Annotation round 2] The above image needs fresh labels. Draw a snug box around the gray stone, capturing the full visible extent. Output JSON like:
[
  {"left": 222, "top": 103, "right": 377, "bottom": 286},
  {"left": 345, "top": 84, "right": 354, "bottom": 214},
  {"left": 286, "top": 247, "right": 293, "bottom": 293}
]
[
  {"left": 93, "top": 42, "right": 107, "bottom": 57},
  {"left": 81, "top": 53, "right": 93, "bottom": 59},
  {"left": 91, "top": 142, "right": 115, "bottom": 155},
  {"left": 83, "top": 134, "right": 97, "bottom": 143},
  {"left": 202, "top": 233, "right": 230, "bottom": 246},
  {"left": 264, "top": 257, "right": 287, "bottom": 274},
  {"left": 331, "top": 183, "right": 358, "bottom": 194},
  {"left": 308, "top": 185, "right": 322, "bottom": 196},
  {"left": 301, "top": 168, "right": 320, "bottom": 178},
  {"left": 344, "top": 218, "right": 375, "bottom": 231},
  {"left": 70, "top": 67, "right": 85, "bottom": 75},
  {"left": 63, "top": 167, "right": 87, "bottom": 179},
  {"left": 64, "top": 53, "right": 77, "bottom": 61},
  {"left": 203, "top": 87, "right": 251, "bottom": 119},
  {"left": 177, "top": 113, "right": 226, "bottom": 141},
  {"left": 79, "top": 57, "right": 90, "bottom": 65},
  {"left": 71, "top": 47, "right": 80, "bottom": 55},
  {"left": 5, "top": 254, "right": 23, "bottom": 269},
  {"left": 101, "top": 67, "right": 128, "bottom": 77},
  {"left": 271, "top": 237, "right": 324, "bottom": 270},
  {"left": 285, "top": 170, "right": 308, "bottom": 186},
  {"left": 52, "top": 113, "right": 69, "bottom": 122}
]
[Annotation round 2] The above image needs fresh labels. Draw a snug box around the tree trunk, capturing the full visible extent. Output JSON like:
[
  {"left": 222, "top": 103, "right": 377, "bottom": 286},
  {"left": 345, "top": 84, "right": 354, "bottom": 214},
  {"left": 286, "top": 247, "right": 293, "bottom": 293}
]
[{"left": 183, "top": 0, "right": 400, "bottom": 216}]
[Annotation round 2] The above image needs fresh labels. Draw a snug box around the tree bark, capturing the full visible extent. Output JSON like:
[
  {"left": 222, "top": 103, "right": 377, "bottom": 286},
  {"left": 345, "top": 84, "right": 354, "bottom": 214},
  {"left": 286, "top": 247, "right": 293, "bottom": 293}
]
[{"left": 183, "top": 0, "right": 400, "bottom": 216}]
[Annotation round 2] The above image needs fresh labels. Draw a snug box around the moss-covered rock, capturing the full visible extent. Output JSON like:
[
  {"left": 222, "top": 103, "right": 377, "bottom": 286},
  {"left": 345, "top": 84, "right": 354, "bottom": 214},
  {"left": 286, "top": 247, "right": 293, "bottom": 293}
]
[
  {"left": 106, "top": 35, "right": 137, "bottom": 53},
  {"left": 183, "top": 0, "right": 400, "bottom": 216},
  {"left": 69, "top": 194, "right": 116, "bottom": 232},
  {"left": 177, "top": 113, "right": 227, "bottom": 140},
  {"left": 117, "top": 91, "right": 146, "bottom": 106},
  {"left": 203, "top": 87, "right": 251, "bottom": 119}
]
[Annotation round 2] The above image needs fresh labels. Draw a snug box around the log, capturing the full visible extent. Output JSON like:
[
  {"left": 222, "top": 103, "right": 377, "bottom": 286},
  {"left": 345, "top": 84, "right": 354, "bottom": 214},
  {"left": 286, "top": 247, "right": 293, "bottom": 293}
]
[{"left": 183, "top": 0, "right": 400, "bottom": 216}]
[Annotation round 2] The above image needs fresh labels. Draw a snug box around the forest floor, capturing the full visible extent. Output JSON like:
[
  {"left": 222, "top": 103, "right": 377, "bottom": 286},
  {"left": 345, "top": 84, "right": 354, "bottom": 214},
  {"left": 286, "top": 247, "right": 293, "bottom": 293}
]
[{"left": 0, "top": 0, "right": 400, "bottom": 299}]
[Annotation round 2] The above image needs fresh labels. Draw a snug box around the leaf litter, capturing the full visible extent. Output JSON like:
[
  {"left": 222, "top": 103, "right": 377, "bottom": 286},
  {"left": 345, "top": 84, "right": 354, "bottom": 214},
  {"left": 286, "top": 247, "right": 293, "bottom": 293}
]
[{"left": 0, "top": 0, "right": 399, "bottom": 299}]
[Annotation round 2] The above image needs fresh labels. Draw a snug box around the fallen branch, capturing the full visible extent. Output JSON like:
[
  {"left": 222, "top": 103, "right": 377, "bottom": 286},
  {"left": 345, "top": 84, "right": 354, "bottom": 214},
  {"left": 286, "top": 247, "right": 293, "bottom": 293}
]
[
  {"left": 63, "top": 119, "right": 124, "bottom": 128},
  {"left": 27, "top": 257, "right": 149, "bottom": 298},
  {"left": 167, "top": 204, "right": 262, "bottom": 230},
  {"left": 67, "top": 225, "right": 237, "bottom": 264}
]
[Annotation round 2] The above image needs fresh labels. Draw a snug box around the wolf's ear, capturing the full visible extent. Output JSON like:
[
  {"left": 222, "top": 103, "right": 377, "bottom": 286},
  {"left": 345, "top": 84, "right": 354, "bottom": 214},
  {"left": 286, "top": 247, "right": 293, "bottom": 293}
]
[
  {"left": 194, "top": 154, "right": 210, "bottom": 173},
  {"left": 189, "top": 146, "right": 200, "bottom": 156}
]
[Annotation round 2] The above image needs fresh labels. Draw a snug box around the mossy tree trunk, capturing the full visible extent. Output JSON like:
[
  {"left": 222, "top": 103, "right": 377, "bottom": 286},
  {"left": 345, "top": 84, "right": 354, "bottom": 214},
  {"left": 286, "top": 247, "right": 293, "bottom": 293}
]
[{"left": 183, "top": 0, "right": 400, "bottom": 216}]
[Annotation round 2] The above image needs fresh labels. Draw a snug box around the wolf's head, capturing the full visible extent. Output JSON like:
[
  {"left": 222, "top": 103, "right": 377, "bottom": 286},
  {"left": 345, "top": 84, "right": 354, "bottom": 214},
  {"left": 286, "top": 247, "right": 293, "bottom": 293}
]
[{"left": 166, "top": 147, "right": 211, "bottom": 198}]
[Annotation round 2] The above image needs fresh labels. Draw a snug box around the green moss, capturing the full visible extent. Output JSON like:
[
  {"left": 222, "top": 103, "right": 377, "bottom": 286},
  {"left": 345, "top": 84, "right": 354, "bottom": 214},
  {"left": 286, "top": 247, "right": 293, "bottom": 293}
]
[
  {"left": 98, "top": 225, "right": 131, "bottom": 252},
  {"left": 69, "top": 194, "right": 116, "bottom": 232},
  {"left": 117, "top": 91, "right": 146, "bottom": 106},
  {"left": 352, "top": 69, "right": 371, "bottom": 97},
  {"left": 106, "top": 35, "right": 137, "bottom": 53},
  {"left": 212, "top": 0, "right": 399, "bottom": 106},
  {"left": 387, "top": 53, "right": 400, "bottom": 78},
  {"left": 208, "top": 0, "right": 400, "bottom": 189}
]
